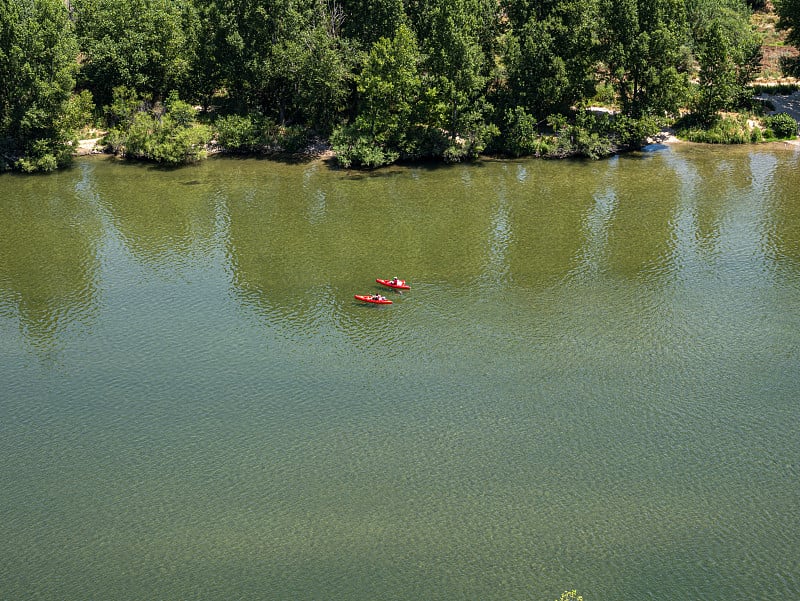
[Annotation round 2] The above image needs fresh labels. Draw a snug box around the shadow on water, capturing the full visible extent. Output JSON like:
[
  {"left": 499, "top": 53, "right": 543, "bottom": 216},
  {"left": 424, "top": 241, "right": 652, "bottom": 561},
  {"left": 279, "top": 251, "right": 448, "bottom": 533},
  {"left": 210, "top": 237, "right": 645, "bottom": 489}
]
[{"left": 640, "top": 143, "right": 671, "bottom": 152}]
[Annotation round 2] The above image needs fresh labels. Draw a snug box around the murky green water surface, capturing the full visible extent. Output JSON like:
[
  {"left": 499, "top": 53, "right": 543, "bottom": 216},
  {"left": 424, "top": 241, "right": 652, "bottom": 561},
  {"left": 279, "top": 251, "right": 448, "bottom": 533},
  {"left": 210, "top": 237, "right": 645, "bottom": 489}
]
[{"left": 1, "top": 146, "right": 799, "bottom": 600}]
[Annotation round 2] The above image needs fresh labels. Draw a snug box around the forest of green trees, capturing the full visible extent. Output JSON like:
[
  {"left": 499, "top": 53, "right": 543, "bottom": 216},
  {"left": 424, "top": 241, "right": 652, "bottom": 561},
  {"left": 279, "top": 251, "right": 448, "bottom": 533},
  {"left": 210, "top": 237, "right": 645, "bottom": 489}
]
[{"left": 1, "top": 0, "right": 799, "bottom": 171}]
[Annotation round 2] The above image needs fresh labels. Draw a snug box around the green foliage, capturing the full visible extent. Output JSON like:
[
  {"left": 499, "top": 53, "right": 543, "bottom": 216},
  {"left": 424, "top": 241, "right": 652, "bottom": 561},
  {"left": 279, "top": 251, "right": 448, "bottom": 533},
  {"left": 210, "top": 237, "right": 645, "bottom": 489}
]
[
  {"left": 611, "top": 114, "right": 661, "bottom": 148},
  {"left": 63, "top": 90, "right": 96, "bottom": 133},
  {"left": 764, "top": 112, "right": 798, "bottom": 138},
  {"left": 190, "top": 0, "right": 356, "bottom": 131},
  {"left": 592, "top": 82, "right": 617, "bottom": 106},
  {"left": 215, "top": 115, "right": 264, "bottom": 153},
  {"left": 501, "top": 106, "right": 542, "bottom": 156},
  {"left": 330, "top": 123, "right": 400, "bottom": 168},
  {"left": 751, "top": 82, "right": 800, "bottom": 95},
  {"left": 415, "top": 0, "right": 498, "bottom": 141},
  {"left": 505, "top": 110, "right": 619, "bottom": 159},
  {"left": 502, "top": 0, "right": 600, "bottom": 118},
  {"left": 331, "top": 18, "right": 500, "bottom": 167},
  {"left": 73, "top": 0, "right": 198, "bottom": 107},
  {"left": 690, "top": 0, "right": 762, "bottom": 122},
  {"left": 601, "top": 0, "right": 692, "bottom": 117},
  {"left": 0, "top": 0, "right": 79, "bottom": 171},
  {"left": 4, "top": 0, "right": 790, "bottom": 172},
  {"left": 270, "top": 21, "right": 356, "bottom": 134},
  {"left": 547, "top": 110, "right": 615, "bottom": 159},
  {"left": 676, "top": 113, "right": 755, "bottom": 143},
  {"left": 105, "top": 86, "right": 146, "bottom": 128},
  {"left": 157, "top": 92, "right": 191, "bottom": 128},
  {"left": 356, "top": 24, "right": 423, "bottom": 149},
  {"left": 215, "top": 114, "right": 311, "bottom": 155},
  {"left": 338, "top": 0, "right": 407, "bottom": 45},
  {"left": 104, "top": 89, "right": 212, "bottom": 164},
  {"left": 557, "top": 591, "right": 584, "bottom": 601}
]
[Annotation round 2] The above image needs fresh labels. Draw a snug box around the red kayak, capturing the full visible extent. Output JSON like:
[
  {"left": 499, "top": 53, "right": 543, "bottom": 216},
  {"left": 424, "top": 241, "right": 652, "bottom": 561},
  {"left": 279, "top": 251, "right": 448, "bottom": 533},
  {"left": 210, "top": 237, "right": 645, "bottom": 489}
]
[
  {"left": 376, "top": 278, "right": 410, "bottom": 290},
  {"left": 355, "top": 294, "right": 393, "bottom": 304}
]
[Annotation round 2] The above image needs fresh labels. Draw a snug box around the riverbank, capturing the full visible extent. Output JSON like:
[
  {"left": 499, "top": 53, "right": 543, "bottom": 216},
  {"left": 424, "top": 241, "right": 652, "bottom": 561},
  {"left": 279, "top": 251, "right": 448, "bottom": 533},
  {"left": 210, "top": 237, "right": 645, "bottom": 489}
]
[
  {"left": 75, "top": 92, "right": 800, "bottom": 163},
  {"left": 74, "top": 132, "right": 106, "bottom": 156}
]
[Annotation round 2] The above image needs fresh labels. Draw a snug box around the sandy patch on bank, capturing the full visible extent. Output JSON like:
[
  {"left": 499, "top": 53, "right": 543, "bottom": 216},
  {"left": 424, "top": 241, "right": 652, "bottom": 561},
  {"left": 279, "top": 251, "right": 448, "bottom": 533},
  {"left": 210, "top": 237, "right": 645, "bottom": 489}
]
[
  {"left": 647, "top": 128, "right": 681, "bottom": 145},
  {"left": 74, "top": 133, "right": 105, "bottom": 155}
]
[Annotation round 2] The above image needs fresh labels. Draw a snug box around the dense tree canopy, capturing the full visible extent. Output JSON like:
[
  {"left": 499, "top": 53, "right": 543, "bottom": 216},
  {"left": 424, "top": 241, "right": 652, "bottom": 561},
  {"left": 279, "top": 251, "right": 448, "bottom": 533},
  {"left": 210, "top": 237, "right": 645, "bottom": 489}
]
[
  {"left": 0, "top": 0, "right": 79, "bottom": 171},
  {"left": 503, "top": 0, "right": 600, "bottom": 118},
  {"left": 1, "top": 0, "right": 790, "bottom": 170},
  {"left": 73, "top": 0, "right": 198, "bottom": 107},
  {"left": 601, "top": 0, "right": 692, "bottom": 117},
  {"left": 691, "top": 0, "right": 762, "bottom": 121}
]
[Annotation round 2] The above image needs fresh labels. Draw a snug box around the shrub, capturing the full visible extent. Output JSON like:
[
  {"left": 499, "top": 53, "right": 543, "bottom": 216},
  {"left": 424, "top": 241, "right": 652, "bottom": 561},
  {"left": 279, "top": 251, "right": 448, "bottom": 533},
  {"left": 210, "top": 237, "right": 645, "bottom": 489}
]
[
  {"left": 764, "top": 113, "right": 798, "bottom": 139},
  {"left": 104, "top": 89, "right": 212, "bottom": 164},
  {"left": 164, "top": 91, "right": 195, "bottom": 128},
  {"left": 105, "top": 86, "right": 147, "bottom": 128},
  {"left": 502, "top": 107, "right": 541, "bottom": 157},
  {"left": 63, "top": 90, "right": 96, "bottom": 133},
  {"left": 612, "top": 115, "right": 660, "bottom": 149},
  {"left": 13, "top": 137, "right": 72, "bottom": 172},
  {"left": 574, "top": 130, "right": 613, "bottom": 159},
  {"left": 751, "top": 82, "right": 800, "bottom": 96},
  {"left": 592, "top": 82, "right": 616, "bottom": 106},
  {"left": 215, "top": 115, "right": 263, "bottom": 153},
  {"left": 676, "top": 115, "right": 754, "bottom": 144},
  {"left": 275, "top": 125, "right": 311, "bottom": 154},
  {"left": 330, "top": 124, "right": 399, "bottom": 168}
]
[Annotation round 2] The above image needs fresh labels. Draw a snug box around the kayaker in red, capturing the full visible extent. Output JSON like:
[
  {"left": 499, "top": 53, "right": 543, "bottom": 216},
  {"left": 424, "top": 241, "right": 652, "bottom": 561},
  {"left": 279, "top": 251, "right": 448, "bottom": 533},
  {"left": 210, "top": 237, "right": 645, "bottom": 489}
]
[
  {"left": 355, "top": 294, "right": 392, "bottom": 304},
  {"left": 376, "top": 277, "right": 410, "bottom": 290}
]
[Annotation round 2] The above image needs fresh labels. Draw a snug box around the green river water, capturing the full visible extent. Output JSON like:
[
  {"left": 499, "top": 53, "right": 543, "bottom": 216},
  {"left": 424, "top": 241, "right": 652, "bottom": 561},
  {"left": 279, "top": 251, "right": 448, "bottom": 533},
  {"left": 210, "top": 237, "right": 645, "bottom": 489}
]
[{"left": 1, "top": 145, "right": 799, "bottom": 600}]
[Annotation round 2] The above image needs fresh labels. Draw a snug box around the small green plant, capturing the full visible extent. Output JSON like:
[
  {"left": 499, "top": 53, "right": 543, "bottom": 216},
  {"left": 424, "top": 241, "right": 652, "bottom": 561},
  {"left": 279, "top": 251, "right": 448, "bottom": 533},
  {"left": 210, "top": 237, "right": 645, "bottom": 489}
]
[
  {"left": 215, "top": 115, "right": 264, "bottom": 153},
  {"left": 676, "top": 114, "right": 755, "bottom": 144},
  {"left": 63, "top": 90, "right": 96, "bottom": 134},
  {"left": 330, "top": 124, "right": 399, "bottom": 168},
  {"left": 751, "top": 82, "right": 800, "bottom": 96},
  {"left": 502, "top": 107, "right": 541, "bottom": 157},
  {"left": 763, "top": 113, "right": 798, "bottom": 139},
  {"left": 592, "top": 82, "right": 616, "bottom": 107},
  {"left": 612, "top": 114, "right": 660, "bottom": 149}
]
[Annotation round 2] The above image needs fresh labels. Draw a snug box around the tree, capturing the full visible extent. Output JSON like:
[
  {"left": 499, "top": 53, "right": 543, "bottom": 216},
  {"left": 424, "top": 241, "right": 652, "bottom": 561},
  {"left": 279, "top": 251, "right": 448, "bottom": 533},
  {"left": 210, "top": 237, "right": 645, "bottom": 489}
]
[
  {"left": 690, "top": 1, "right": 762, "bottom": 122},
  {"left": 338, "top": 0, "right": 407, "bottom": 46},
  {"left": 413, "top": 0, "right": 500, "bottom": 158},
  {"left": 0, "top": 0, "right": 79, "bottom": 171},
  {"left": 73, "top": 0, "right": 198, "bottom": 107},
  {"left": 600, "top": 0, "right": 692, "bottom": 117},
  {"left": 331, "top": 23, "right": 423, "bottom": 167},
  {"left": 105, "top": 89, "right": 212, "bottom": 164},
  {"left": 356, "top": 24, "right": 422, "bottom": 144},
  {"left": 191, "top": 0, "right": 354, "bottom": 132},
  {"left": 266, "top": 10, "right": 356, "bottom": 134},
  {"left": 502, "top": 0, "right": 600, "bottom": 119}
]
